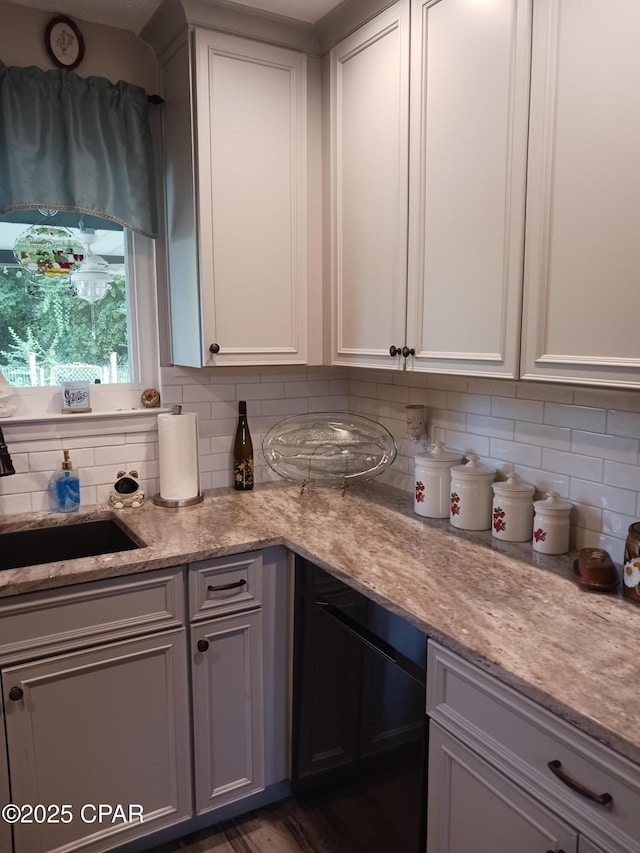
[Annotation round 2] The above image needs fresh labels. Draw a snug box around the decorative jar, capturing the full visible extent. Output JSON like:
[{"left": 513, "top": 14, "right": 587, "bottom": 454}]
[
  {"left": 491, "top": 473, "right": 535, "bottom": 542},
  {"left": 532, "top": 492, "right": 572, "bottom": 555},
  {"left": 449, "top": 454, "right": 496, "bottom": 531},
  {"left": 414, "top": 442, "right": 462, "bottom": 519},
  {"left": 623, "top": 522, "right": 640, "bottom": 605}
]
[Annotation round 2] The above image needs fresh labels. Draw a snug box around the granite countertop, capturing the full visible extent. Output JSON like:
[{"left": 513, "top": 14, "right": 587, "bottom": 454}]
[{"left": 0, "top": 481, "right": 638, "bottom": 768}]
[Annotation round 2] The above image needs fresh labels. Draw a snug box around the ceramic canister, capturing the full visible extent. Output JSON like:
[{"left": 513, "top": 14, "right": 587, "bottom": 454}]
[
  {"left": 491, "top": 473, "right": 535, "bottom": 542},
  {"left": 414, "top": 442, "right": 462, "bottom": 519},
  {"left": 450, "top": 454, "right": 496, "bottom": 531},
  {"left": 532, "top": 492, "right": 572, "bottom": 555}
]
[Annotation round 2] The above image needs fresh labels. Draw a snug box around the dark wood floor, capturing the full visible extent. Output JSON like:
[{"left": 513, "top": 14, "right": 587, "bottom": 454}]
[{"left": 149, "top": 769, "right": 419, "bottom": 852}]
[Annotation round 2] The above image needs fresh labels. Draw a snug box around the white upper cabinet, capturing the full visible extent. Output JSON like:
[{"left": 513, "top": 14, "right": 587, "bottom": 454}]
[
  {"left": 407, "top": 0, "right": 531, "bottom": 377},
  {"left": 162, "top": 29, "right": 317, "bottom": 367},
  {"left": 330, "top": 2, "right": 410, "bottom": 370},
  {"left": 329, "top": 0, "right": 531, "bottom": 376},
  {"left": 521, "top": 0, "right": 640, "bottom": 388}
]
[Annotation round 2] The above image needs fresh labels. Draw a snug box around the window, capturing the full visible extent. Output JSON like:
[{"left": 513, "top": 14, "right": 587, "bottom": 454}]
[
  {"left": 0, "top": 209, "right": 159, "bottom": 416},
  {"left": 0, "top": 210, "right": 133, "bottom": 386}
]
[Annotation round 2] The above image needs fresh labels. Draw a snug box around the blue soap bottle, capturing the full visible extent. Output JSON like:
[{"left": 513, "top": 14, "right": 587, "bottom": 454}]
[{"left": 55, "top": 449, "right": 80, "bottom": 513}]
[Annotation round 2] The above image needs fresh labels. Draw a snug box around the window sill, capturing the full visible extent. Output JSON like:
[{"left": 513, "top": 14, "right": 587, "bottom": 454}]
[{"left": 0, "top": 407, "right": 169, "bottom": 442}]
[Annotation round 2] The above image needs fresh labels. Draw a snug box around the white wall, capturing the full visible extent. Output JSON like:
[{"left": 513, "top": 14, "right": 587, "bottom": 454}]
[
  {"left": 0, "top": 366, "right": 349, "bottom": 515},
  {"left": 351, "top": 369, "right": 640, "bottom": 564}
]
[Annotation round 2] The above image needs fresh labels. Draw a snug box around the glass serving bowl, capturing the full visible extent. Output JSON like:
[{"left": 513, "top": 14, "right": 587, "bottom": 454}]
[{"left": 262, "top": 412, "right": 397, "bottom": 485}]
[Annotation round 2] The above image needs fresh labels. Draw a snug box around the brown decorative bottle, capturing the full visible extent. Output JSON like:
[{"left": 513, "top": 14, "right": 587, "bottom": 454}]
[{"left": 233, "top": 400, "right": 254, "bottom": 490}]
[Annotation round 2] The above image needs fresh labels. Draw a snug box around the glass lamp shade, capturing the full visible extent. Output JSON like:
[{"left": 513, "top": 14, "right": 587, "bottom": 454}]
[
  {"left": 13, "top": 224, "right": 84, "bottom": 277},
  {"left": 70, "top": 254, "right": 112, "bottom": 303}
]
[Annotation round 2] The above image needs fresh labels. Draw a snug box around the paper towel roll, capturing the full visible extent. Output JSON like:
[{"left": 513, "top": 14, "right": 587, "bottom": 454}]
[{"left": 157, "top": 412, "right": 200, "bottom": 501}]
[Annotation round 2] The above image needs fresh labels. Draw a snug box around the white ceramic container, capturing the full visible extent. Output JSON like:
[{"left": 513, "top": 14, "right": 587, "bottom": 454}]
[
  {"left": 449, "top": 454, "right": 496, "bottom": 531},
  {"left": 491, "top": 473, "right": 535, "bottom": 542},
  {"left": 414, "top": 442, "right": 462, "bottom": 518},
  {"left": 533, "top": 492, "right": 572, "bottom": 555}
]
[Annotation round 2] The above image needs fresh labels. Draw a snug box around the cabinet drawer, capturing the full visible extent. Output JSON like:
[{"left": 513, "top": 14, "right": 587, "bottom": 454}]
[
  {"left": 189, "top": 552, "right": 262, "bottom": 620},
  {"left": 427, "top": 641, "right": 640, "bottom": 853},
  {"left": 0, "top": 567, "right": 185, "bottom": 665}
]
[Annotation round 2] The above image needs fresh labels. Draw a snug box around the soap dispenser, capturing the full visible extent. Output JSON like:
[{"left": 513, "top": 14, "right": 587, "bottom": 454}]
[{"left": 54, "top": 449, "right": 80, "bottom": 513}]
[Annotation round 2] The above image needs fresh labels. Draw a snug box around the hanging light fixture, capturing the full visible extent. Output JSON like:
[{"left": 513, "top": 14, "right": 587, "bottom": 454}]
[{"left": 71, "top": 228, "right": 112, "bottom": 303}]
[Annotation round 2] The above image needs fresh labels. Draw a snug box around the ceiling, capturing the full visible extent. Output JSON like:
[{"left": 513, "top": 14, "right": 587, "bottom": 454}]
[{"left": 7, "top": 0, "right": 346, "bottom": 32}]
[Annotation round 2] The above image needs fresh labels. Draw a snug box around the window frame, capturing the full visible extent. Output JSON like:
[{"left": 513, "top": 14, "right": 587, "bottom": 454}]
[{"left": 2, "top": 230, "right": 161, "bottom": 422}]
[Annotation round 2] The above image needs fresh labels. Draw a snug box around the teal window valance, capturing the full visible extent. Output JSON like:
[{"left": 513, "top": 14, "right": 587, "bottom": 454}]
[{"left": 0, "top": 62, "right": 157, "bottom": 238}]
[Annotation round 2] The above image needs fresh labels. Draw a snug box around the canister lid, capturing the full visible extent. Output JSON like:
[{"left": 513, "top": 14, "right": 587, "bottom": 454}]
[
  {"left": 533, "top": 491, "right": 572, "bottom": 513},
  {"left": 492, "top": 472, "right": 535, "bottom": 495},
  {"left": 450, "top": 453, "right": 496, "bottom": 479},
  {"left": 415, "top": 441, "right": 462, "bottom": 467}
]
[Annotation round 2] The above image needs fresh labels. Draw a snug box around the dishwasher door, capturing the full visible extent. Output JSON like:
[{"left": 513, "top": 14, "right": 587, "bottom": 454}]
[{"left": 292, "top": 559, "right": 428, "bottom": 853}]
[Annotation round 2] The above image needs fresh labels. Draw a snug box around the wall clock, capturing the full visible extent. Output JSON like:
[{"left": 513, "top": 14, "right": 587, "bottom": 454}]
[{"left": 45, "top": 15, "right": 85, "bottom": 70}]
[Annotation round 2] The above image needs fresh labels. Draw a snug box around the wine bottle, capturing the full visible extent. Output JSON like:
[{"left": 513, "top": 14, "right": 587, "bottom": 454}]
[{"left": 233, "top": 400, "right": 254, "bottom": 490}]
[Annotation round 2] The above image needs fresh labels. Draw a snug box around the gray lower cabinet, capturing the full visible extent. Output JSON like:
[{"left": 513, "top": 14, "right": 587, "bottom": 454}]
[
  {"left": 191, "top": 610, "right": 265, "bottom": 814},
  {"left": 187, "top": 547, "right": 290, "bottom": 816},
  {"left": 427, "top": 722, "right": 578, "bottom": 852},
  {"left": 2, "top": 629, "right": 192, "bottom": 853},
  {"left": 427, "top": 640, "right": 640, "bottom": 853}
]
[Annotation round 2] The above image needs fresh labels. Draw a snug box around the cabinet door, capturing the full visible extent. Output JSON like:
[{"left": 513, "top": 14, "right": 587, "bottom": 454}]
[
  {"left": 579, "top": 839, "right": 607, "bottom": 853},
  {"left": 193, "top": 30, "right": 309, "bottom": 367},
  {"left": 0, "top": 693, "right": 11, "bottom": 853},
  {"left": 521, "top": 0, "right": 640, "bottom": 388},
  {"left": 427, "top": 722, "right": 578, "bottom": 853},
  {"left": 191, "top": 610, "right": 265, "bottom": 814},
  {"left": 406, "top": 0, "right": 531, "bottom": 378},
  {"left": 330, "top": 1, "right": 410, "bottom": 369},
  {"left": 3, "top": 629, "right": 191, "bottom": 853}
]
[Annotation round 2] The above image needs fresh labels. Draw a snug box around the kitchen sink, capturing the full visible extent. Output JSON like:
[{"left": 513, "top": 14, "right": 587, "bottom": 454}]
[{"left": 0, "top": 517, "right": 145, "bottom": 571}]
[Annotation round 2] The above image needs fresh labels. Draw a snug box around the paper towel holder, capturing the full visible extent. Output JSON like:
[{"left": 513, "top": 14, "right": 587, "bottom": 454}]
[{"left": 153, "top": 405, "right": 205, "bottom": 508}]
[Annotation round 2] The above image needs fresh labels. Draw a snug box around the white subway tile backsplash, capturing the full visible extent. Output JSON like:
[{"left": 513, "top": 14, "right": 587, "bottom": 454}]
[
  {"left": 467, "top": 414, "right": 514, "bottom": 441},
  {"left": 376, "top": 383, "right": 410, "bottom": 404},
  {"left": 603, "top": 460, "right": 640, "bottom": 492},
  {"left": 513, "top": 422, "right": 571, "bottom": 451},
  {"left": 490, "top": 438, "right": 542, "bottom": 468},
  {"left": 447, "top": 392, "right": 491, "bottom": 415},
  {"left": 542, "top": 448, "right": 603, "bottom": 482},
  {"left": 444, "top": 430, "right": 490, "bottom": 457},
  {"left": 602, "top": 509, "right": 636, "bottom": 539},
  {"left": 467, "top": 379, "right": 517, "bottom": 398},
  {"left": 491, "top": 397, "right": 544, "bottom": 423},
  {"left": 237, "top": 382, "right": 285, "bottom": 400},
  {"left": 262, "top": 397, "right": 308, "bottom": 417},
  {"left": 545, "top": 403, "right": 607, "bottom": 432},
  {"left": 571, "top": 430, "right": 639, "bottom": 464},
  {"left": 0, "top": 493, "right": 31, "bottom": 514},
  {"left": 516, "top": 382, "right": 574, "bottom": 404},
  {"left": 2, "top": 367, "right": 640, "bottom": 568},
  {"left": 606, "top": 409, "right": 640, "bottom": 439},
  {"left": 569, "top": 478, "right": 636, "bottom": 516}
]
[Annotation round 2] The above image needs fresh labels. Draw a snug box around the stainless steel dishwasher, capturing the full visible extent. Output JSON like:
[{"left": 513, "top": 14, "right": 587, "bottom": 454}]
[{"left": 291, "top": 558, "right": 428, "bottom": 853}]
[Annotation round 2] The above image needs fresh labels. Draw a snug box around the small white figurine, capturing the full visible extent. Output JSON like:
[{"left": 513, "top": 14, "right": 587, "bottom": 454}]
[{"left": 109, "top": 470, "right": 145, "bottom": 509}]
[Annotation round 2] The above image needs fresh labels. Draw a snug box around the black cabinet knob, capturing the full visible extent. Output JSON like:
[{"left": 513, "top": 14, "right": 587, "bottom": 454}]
[
  {"left": 8, "top": 686, "right": 23, "bottom": 701},
  {"left": 402, "top": 346, "right": 415, "bottom": 358},
  {"left": 197, "top": 639, "right": 209, "bottom": 653},
  {"left": 209, "top": 343, "right": 220, "bottom": 354},
  {"left": 389, "top": 345, "right": 402, "bottom": 357}
]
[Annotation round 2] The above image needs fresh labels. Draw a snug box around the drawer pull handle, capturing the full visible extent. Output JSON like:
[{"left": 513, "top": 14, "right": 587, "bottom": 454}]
[
  {"left": 207, "top": 579, "right": 247, "bottom": 593},
  {"left": 547, "top": 760, "right": 613, "bottom": 805},
  {"left": 8, "top": 686, "right": 23, "bottom": 701},
  {"left": 196, "top": 639, "right": 210, "bottom": 653}
]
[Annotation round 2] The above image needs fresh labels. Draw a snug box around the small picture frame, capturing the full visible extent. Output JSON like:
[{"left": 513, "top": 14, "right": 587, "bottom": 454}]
[{"left": 45, "top": 16, "right": 85, "bottom": 70}]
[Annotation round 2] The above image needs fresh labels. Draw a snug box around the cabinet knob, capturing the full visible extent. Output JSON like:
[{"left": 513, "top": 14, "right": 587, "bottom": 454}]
[
  {"left": 402, "top": 346, "right": 415, "bottom": 358},
  {"left": 197, "top": 639, "right": 210, "bottom": 653},
  {"left": 8, "top": 686, "right": 23, "bottom": 701},
  {"left": 209, "top": 343, "right": 220, "bottom": 354},
  {"left": 389, "top": 345, "right": 402, "bottom": 357}
]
